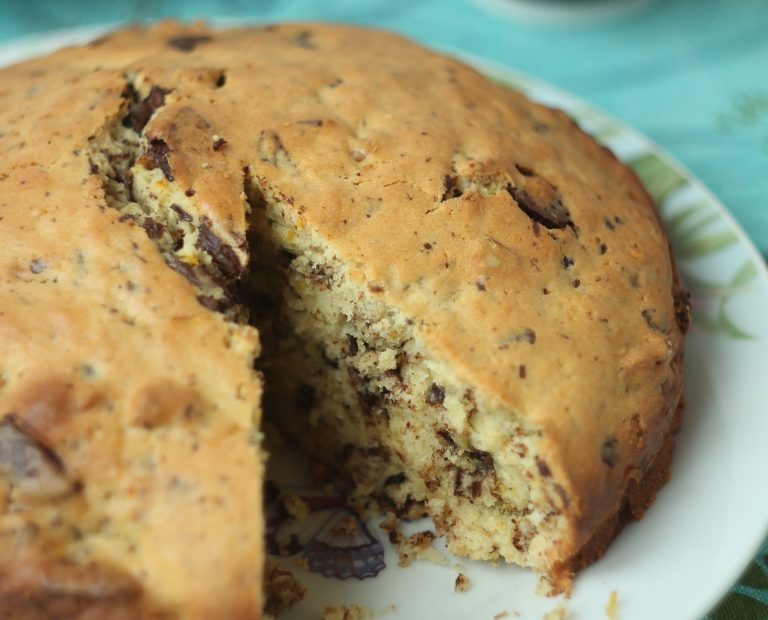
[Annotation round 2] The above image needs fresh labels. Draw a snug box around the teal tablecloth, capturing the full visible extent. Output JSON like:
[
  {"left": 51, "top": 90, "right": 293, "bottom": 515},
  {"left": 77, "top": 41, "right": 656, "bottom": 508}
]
[{"left": 1, "top": 1, "right": 766, "bottom": 618}]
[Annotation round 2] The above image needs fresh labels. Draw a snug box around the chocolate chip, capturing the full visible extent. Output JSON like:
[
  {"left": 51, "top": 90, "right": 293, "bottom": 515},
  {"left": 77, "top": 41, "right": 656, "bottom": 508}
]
[
  {"left": 125, "top": 85, "right": 170, "bottom": 132},
  {"left": 170, "top": 203, "right": 193, "bottom": 222},
  {"left": 515, "top": 163, "right": 535, "bottom": 177},
  {"left": 426, "top": 383, "right": 445, "bottom": 406},
  {"left": 215, "top": 72, "right": 226, "bottom": 88},
  {"left": 346, "top": 334, "right": 359, "bottom": 357},
  {"left": 196, "top": 216, "right": 242, "bottom": 279},
  {"left": 507, "top": 181, "right": 571, "bottom": 230},
  {"left": 142, "top": 219, "right": 165, "bottom": 239},
  {"left": 572, "top": 279, "right": 581, "bottom": 288},
  {"left": 384, "top": 472, "right": 406, "bottom": 487},
  {"left": 467, "top": 450, "right": 494, "bottom": 475},
  {"left": 148, "top": 139, "right": 174, "bottom": 181},
  {"left": 441, "top": 174, "right": 463, "bottom": 201},
  {"left": 167, "top": 35, "right": 212, "bottom": 52},
  {"left": 347, "top": 368, "right": 380, "bottom": 415},
  {"left": 423, "top": 242, "right": 433, "bottom": 251},
  {"left": 453, "top": 468, "right": 464, "bottom": 496},
  {"left": 476, "top": 279, "right": 486, "bottom": 291},
  {"left": 212, "top": 137, "right": 227, "bottom": 151},
  {"left": 184, "top": 188, "right": 195, "bottom": 197},
  {"left": 277, "top": 248, "right": 297, "bottom": 268},
  {"left": 536, "top": 458, "right": 552, "bottom": 477},
  {"left": 165, "top": 255, "right": 199, "bottom": 285},
  {"left": 674, "top": 289, "right": 691, "bottom": 334},
  {"left": 562, "top": 256, "right": 574, "bottom": 269},
  {"left": 29, "top": 259, "right": 47, "bottom": 274},
  {"left": 601, "top": 436, "right": 619, "bottom": 468},
  {"left": 470, "top": 479, "right": 483, "bottom": 499},
  {"left": 519, "top": 365, "right": 527, "bottom": 379},
  {"left": 197, "top": 294, "right": 232, "bottom": 312},
  {"left": 599, "top": 242, "right": 608, "bottom": 255},
  {"left": 436, "top": 429, "right": 459, "bottom": 451},
  {"left": 512, "top": 529, "right": 528, "bottom": 553}
]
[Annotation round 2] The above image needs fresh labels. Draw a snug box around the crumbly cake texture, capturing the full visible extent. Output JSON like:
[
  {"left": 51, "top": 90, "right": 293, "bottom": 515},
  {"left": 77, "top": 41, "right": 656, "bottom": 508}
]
[
  {"left": 263, "top": 558, "right": 306, "bottom": 618},
  {"left": 0, "top": 20, "right": 688, "bottom": 617}
]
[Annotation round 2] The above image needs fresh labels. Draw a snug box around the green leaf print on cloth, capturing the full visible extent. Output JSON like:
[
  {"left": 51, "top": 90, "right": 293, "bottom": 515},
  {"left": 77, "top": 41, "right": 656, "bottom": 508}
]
[{"left": 708, "top": 543, "right": 768, "bottom": 620}]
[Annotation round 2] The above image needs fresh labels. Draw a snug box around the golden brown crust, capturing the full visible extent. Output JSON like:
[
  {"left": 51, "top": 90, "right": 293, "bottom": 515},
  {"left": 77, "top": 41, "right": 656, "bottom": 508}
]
[
  {"left": 0, "top": 27, "right": 264, "bottom": 620},
  {"left": 556, "top": 398, "right": 683, "bottom": 586},
  {"left": 0, "top": 20, "right": 687, "bottom": 610}
]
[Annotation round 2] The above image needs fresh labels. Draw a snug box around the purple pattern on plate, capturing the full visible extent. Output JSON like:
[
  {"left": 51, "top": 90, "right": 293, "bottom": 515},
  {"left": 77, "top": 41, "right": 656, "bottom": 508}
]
[{"left": 266, "top": 489, "right": 386, "bottom": 580}]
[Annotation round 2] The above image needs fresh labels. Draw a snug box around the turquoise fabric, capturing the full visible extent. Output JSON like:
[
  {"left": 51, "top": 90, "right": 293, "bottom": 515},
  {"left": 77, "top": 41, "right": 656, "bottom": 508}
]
[{"left": 1, "top": 1, "right": 767, "bottom": 617}]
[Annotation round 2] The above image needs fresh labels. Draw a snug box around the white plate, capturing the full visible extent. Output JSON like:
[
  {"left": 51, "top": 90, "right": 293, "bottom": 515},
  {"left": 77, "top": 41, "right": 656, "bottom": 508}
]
[{"left": 3, "top": 26, "right": 767, "bottom": 620}]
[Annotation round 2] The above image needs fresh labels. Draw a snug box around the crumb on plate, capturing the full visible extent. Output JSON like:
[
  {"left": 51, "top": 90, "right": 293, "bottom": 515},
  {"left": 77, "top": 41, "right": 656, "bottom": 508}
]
[
  {"left": 322, "top": 605, "right": 373, "bottom": 620},
  {"left": 454, "top": 572, "right": 471, "bottom": 592},
  {"left": 379, "top": 513, "right": 447, "bottom": 567},
  {"left": 263, "top": 557, "right": 306, "bottom": 617},
  {"left": 542, "top": 603, "right": 568, "bottom": 620}
]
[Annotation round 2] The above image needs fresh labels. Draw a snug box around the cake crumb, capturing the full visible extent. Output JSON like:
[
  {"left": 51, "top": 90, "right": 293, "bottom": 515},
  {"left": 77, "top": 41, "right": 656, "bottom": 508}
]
[
  {"left": 282, "top": 491, "right": 310, "bottom": 522},
  {"left": 454, "top": 572, "right": 471, "bottom": 592},
  {"left": 322, "top": 605, "right": 373, "bottom": 620},
  {"left": 376, "top": 604, "right": 397, "bottom": 616},
  {"left": 542, "top": 604, "right": 568, "bottom": 620},
  {"left": 263, "top": 557, "right": 306, "bottom": 617},
  {"left": 536, "top": 573, "right": 573, "bottom": 598},
  {"left": 605, "top": 590, "right": 618, "bottom": 619},
  {"left": 379, "top": 514, "right": 446, "bottom": 566}
]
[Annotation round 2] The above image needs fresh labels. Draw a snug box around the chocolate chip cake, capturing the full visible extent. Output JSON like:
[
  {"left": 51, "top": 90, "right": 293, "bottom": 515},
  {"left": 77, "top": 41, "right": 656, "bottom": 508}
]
[{"left": 0, "top": 21, "right": 688, "bottom": 617}]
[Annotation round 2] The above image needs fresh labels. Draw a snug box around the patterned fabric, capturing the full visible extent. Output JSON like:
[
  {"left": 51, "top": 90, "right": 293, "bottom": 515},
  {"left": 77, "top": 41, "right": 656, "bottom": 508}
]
[
  {"left": 708, "top": 542, "right": 768, "bottom": 620},
  {"left": 1, "top": 1, "right": 766, "bottom": 617}
]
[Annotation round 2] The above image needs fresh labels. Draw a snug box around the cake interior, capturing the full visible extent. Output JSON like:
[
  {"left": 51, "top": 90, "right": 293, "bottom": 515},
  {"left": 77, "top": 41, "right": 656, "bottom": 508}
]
[
  {"left": 85, "top": 75, "right": 582, "bottom": 578},
  {"left": 240, "top": 180, "right": 567, "bottom": 570}
]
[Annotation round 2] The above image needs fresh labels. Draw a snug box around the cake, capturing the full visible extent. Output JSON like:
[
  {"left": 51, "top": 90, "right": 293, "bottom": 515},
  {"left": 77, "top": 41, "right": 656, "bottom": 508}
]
[{"left": 0, "top": 21, "right": 688, "bottom": 618}]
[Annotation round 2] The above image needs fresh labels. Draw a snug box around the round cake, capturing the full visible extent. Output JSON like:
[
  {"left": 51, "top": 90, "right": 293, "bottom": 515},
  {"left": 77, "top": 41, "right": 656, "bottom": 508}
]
[{"left": 0, "top": 22, "right": 688, "bottom": 618}]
